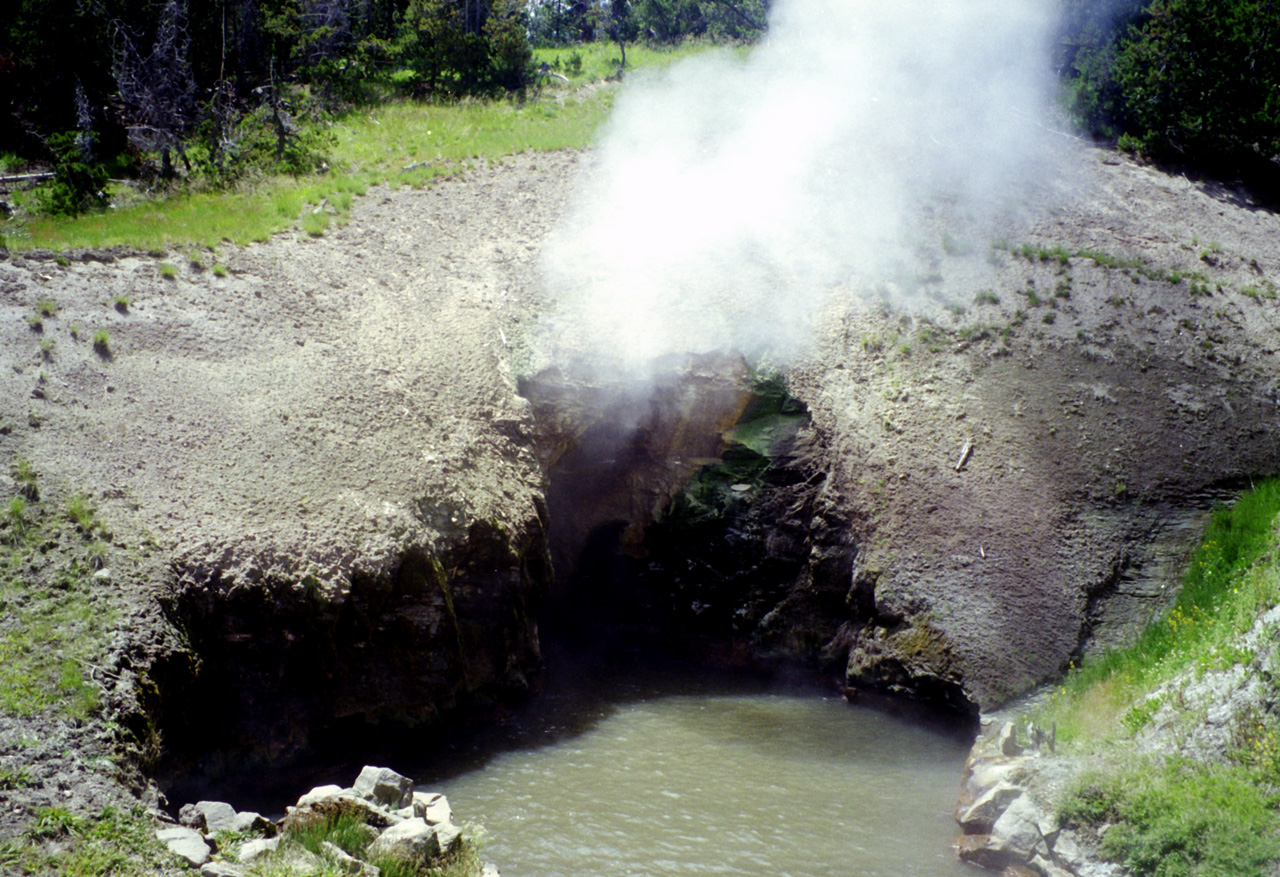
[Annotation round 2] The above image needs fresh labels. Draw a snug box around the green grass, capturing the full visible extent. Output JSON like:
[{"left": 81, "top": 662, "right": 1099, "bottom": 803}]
[
  {"left": 1060, "top": 759, "right": 1280, "bottom": 877},
  {"left": 302, "top": 210, "right": 331, "bottom": 237},
  {"left": 36, "top": 298, "right": 57, "bottom": 317},
  {"left": 2, "top": 42, "right": 713, "bottom": 253},
  {"left": 91, "top": 328, "right": 110, "bottom": 354},
  {"left": 211, "top": 263, "right": 228, "bottom": 277},
  {"left": 65, "top": 492, "right": 97, "bottom": 532},
  {"left": 0, "top": 487, "right": 120, "bottom": 720},
  {"left": 1035, "top": 477, "right": 1280, "bottom": 747},
  {"left": 0, "top": 805, "right": 173, "bottom": 876}
]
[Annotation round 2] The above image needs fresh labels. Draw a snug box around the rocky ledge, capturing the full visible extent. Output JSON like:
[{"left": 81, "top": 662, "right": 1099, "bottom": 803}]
[{"left": 156, "top": 765, "right": 495, "bottom": 877}]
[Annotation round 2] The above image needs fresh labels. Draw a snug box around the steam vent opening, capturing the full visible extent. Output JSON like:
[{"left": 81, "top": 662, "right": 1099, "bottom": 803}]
[{"left": 143, "top": 349, "right": 985, "bottom": 876}]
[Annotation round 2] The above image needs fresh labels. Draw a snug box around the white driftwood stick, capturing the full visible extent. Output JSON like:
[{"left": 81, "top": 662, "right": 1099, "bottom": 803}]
[{"left": 955, "top": 440, "right": 973, "bottom": 472}]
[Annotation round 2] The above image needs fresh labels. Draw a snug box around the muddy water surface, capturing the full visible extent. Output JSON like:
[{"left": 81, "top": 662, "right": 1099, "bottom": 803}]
[{"left": 422, "top": 660, "right": 979, "bottom": 877}]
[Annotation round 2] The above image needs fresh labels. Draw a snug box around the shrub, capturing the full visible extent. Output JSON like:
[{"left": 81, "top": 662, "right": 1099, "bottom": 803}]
[
  {"left": 39, "top": 132, "right": 108, "bottom": 216},
  {"left": 1062, "top": 0, "right": 1280, "bottom": 179},
  {"left": 1060, "top": 760, "right": 1280, "bottom": 877}
]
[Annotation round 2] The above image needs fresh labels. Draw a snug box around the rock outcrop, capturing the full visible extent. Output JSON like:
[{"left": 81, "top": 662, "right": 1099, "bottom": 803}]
[{"left": 158, "top": 765, "right": 494, "bottom": 877}]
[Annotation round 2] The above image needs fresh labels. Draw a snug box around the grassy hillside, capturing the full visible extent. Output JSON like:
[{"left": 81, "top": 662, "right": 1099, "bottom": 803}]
[{"left": 0, "top": 41, "right": 718, "bottom": 255}]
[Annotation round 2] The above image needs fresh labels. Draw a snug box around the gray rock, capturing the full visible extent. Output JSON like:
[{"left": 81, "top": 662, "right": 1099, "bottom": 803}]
[
  {"left": 353, "top": 766, "right": 414, "bottom": 810},
  {"left": 231, "top": 810, "right": 277, "bottom": 837},
  {"left": 957, "top": 782, "right": 1022, "bottom": 833},
  {"left": 1051, "top": 829, "right": 1125, "bottom": 877},
  {"left": 157, "top": 826, "right": 212, "bottom": 867},
  {"left": 193, "top": 801, "right": 239, "bottom": 834},
  {"left": 322, "top": 840, "right": 380, "bottom": 876},
  {"left": 1029, "top": 853, "right": 1074, "bottom": 877},
  {"left": 200, "top": 862, "right": 245, "bottom": 877},
  {"left": 279, "top": 847, "right": 327, "bottom": 874},
  {"left": 989, "top": 794, "right": 1046, "bottom": 863},
  {"left": 482, "top": 864, "right": 501, "bottom": 877},
  {"left": 435, "top": 821, "right": 462, "bottom": 852},
  {"left": 999, "top": 722, "right": 1023, "bottom": 757},
  {"left": 368, "top": 819, "right": 441, "bottom": 863},
  {"left": 422, "top": 794, "right": 452, "bottom": 826},
  {"left": 297, "top": 784, "right": 345, "bottom": 807},
  {"left": 178, "top": 803, "right": 202, "bottom": 830},
  {"left": 236, "top": 836, "right": 280, "bottom": 863}
]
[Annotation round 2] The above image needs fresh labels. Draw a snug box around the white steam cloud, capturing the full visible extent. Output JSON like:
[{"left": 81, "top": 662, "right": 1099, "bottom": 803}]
[{"left": 541, "top": 0, "right": 1059, "bottom": 367}]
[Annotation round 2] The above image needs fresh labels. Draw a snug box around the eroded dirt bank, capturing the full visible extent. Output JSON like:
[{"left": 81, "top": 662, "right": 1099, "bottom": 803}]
[{"left": 1, "top": 144, "right": 1279, "bottom": 833}]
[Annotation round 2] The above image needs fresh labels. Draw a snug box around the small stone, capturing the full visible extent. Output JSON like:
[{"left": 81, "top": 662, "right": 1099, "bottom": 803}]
[
  {"left": 237, "top": 836, "right": 280, "bottom": 863},
  {"left": 422, "top": 794, "right": 452, "bottom": 826},
  {"left": 201, "top": 862, "right": 245, "bottom": 877},
  {"left": 482, "top": 864, "right": 501, "bottom": 877},
  {"left": 353, "top": 766, "right": 414, "bottom": 810},
  {"left": 435, "top": 821, "right": 462, "bottom": 852},
  {"left": 322, "top": 840, "right": 379, "bottom": 876},
  {"left": 998, "top": 722, "right": 1023, "bottom": 757},
  {"left": 989, "top": 794, "right": 1046, "bottom": 863},
  {"left": 157, "top": 826, "right": 212, "bottom": 867},
  {"left": 956, "top": 782, "right": 1022, "bottom": 833},
  {"left": 231, "top": 810, "right": 277, "bottom": 837},
  {"left": 193, "top": 801, "right": 238, "bottom": 834},
  {"left": 297, "top": 784, "right": 345, "bottom": 807},
  {"left": 368, "top": 819, "right": 440, "bottom": 863}
]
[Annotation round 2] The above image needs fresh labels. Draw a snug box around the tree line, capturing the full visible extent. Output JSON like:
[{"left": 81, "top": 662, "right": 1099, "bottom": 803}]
[
  {"left": 2, "top": 0, "right": 1276, "bottom": 214},
  {"left": 0, "top": 0, "right": 767, "bottom": 188},
  {"left": 1058, "top": 0, "right": 1280, "bottom": 189}
]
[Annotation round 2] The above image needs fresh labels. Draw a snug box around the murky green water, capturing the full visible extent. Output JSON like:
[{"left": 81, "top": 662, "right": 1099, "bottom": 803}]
[{"left": 423, "top": 669, "right": 979, "bottom": 877}]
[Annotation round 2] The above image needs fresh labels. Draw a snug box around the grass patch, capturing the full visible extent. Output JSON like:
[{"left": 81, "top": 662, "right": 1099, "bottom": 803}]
[
  {"left": 211, "top": 263, "right": 228, "bottom": 277},
  {"left": 0, "top": 488, "right": 122, "bottom": 719},
  {"left": 0, "top": 805, "right": 172, "bottom": 875},
  {"left": 1035, "top": 477, "right": 1280, "bottom": 748},
  {"left": 302, "top": 210, "right": 331, "bottom": 237},
  {"left": 3, "top": 42, "right": 712, "bottom": 253},
  {"left": 36, "top": 298, "right": 57, "bottom": 317},
  {"left": 1060, "top": 759, "right": 1280, "bottom": 877},
  {"left": 91, "top": 329, "right": 110, "bottom": 355}
]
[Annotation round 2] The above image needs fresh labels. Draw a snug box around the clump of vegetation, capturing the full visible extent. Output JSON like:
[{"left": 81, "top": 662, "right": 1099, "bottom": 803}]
[
  {"left": 1059, "top": 0, "right": 1280, "bottom": 181},
  {"left": 0, "top": 486, "right": 121, "bottom": 719},
  {"left": 157, "top": 263, "right": 177, "bottom": 279},
  {"left": 302, "top": 211, "right": 331, "bottom": 237},
  {"left": 36, "top": 298, "right": 57, "bottom": 317},
  {"left": 11, "top": 457, "right": 38, "bottom": 500},
  {"left": 65, "top": 492, "right": 97, "bottom": 534},
  {"left": 0, "top": 806, "right": 170, "bottom": 875},
  {"left": 1060, "top": 759, "right": 1280, "bottom": 877},
  {"left": 210, "top": 263, "right": 228, "bottom": 277},
  {"left": 91, "top": 329, "right": 110, "bottom": 355},
  {"left": 974, "top": 290, "right": 1000, "bottom": 306}
]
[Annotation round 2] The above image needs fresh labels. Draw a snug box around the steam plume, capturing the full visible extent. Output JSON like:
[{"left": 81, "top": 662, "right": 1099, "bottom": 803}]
[{"left": 540, "top": 0, "right": 1060, "bottom": 367}]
